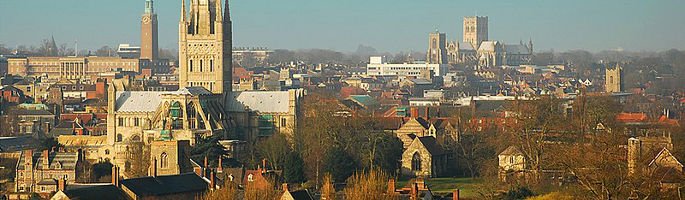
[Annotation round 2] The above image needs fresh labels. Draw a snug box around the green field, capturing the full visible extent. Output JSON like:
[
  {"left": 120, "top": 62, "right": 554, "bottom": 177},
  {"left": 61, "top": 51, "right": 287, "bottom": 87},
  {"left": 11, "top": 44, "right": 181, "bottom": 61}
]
[{"left": 396, "top": 177, "right": 483, "bottom": 199}]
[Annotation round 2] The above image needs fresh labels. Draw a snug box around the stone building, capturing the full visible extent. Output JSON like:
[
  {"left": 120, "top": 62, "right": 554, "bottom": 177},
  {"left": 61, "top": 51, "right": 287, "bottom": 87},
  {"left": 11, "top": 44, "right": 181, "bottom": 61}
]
[
  {"left": 605, "top": 64, "right": 622, "bottom": 93},
  {"left": 149, "top": 140, "right": 193, "bottom": 176},
  {"left": 401, "top": 136, "right": 447, "bottom": 178},
  {"left": 6, "top": 56, "right": 156, "bottom": 83},
  {"left": 15, "top": 150, "right": 80, "bottom": 194},
  {"left": 178, "top": 0, "right": 232, "bottom": 94},
  {"left": 498, "top": 145, "right": 526, "bottom": 181},
  {"left": 627, "top": 136, "right": 675, "bottom": 175},
  {"left": 227, "top": 89, "right": 303, "bottom": 140},
  {"left": 427, "top": 31, "right": 448, "bottom": 64},
  {"left": 463, "top": 16, "right": 488, "bottom": 48}
]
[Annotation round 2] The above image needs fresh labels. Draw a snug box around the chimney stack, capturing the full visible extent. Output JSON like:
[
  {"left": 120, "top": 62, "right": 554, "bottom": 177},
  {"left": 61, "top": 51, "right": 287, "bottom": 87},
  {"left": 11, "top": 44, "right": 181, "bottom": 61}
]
[
  {"left": 262, "top": 159, "right": 267, "bottom": 173},
  {"left": 410, "top": 107, "right": 419, "bottom": 118},
  {"left": 24, "top": 150, "right": 33, "bottom": 168},
  {"left": 57, "top": 176, "right": 66, "bottom": 191},
  {"left": 282, "top": 183, "right": 289, "bottom": 192},
  {"left": 410, "top": 182, "right": 418, "bottom": 200},
  {"left": 42, "top": 149, "right": 49, "bottom": 170},
  {"left": 453, "top": 189, "right": 460, "bottom": 200},
  {"left": 203, "top": 156, "right": 208, "bottom": 177},
  {"left": 209, "top": 170, "right": 215, "bottom": 190},
  {"left": 217, "top": 156, "right": 223, "bottom": 172},
  {"left": 425, "top": 107, "right": 430, "bottom": 120},
  {"left": 112, "top": 165, "right": 120, "bottom": 187}
]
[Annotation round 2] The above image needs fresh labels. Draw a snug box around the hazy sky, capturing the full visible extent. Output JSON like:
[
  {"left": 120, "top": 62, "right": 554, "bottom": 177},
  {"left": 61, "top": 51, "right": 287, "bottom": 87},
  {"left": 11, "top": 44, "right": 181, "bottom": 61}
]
[{"left": 1, "top": 0, "right": 684, "bottom": 53}]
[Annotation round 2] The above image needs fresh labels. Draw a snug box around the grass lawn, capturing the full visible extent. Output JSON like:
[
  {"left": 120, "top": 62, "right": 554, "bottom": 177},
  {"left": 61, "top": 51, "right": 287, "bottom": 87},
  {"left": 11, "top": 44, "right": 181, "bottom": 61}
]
[{"left": 396, "top": 177, "right": 483, "bottom": 199}]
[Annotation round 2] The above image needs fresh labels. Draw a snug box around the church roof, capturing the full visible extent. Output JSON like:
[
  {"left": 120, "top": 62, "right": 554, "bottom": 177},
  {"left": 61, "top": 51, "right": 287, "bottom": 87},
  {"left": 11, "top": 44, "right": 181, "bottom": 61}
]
[
  {"left": 169, "top": 87, "right": 212, "bottom": 96},
  {"left": 478, "top": 41, "right": 500, "bottom": 52},
  {"left": 499, "top": 146, "right": 523, "bottom": 156},
  {"left": 459, "top": 42, "right": 476, "bottom": 50},
  {"left": 115, "top": 91, "right": 167, "bottom": 112},
  {"left": 227, "top": 91, "right": 290, "bottom": 113},
  {"left": 417, "top": 136, "right": 444, "bottom": 155},
  {"left": 121, "top": 173, "right": 208, "bottom": 197},
  {"left": 505, "top": 44, "right": 530, "bottom": 54}
]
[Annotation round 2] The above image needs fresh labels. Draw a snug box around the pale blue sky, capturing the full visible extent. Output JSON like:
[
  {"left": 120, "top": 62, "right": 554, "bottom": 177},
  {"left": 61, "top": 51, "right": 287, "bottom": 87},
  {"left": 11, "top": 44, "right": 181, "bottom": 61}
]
[{"left": 1, "top": 0, "right": 683, "bottom": 53}]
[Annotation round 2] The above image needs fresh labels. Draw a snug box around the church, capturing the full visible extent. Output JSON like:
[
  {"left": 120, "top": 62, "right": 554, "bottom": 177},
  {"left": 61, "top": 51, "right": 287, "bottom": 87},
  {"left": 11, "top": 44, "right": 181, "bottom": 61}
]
[{"left": 56, "top": 0, "right": 302, "bottom": 178}]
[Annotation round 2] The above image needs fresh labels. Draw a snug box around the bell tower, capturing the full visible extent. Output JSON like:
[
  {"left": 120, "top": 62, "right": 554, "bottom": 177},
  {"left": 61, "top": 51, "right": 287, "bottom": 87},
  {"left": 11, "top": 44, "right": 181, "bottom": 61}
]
[
  {"left": 179, "top": 0, "right": 232, "bottom": 95},
  {"left": 141, "top": 0, "right": 158, "bottom": 60}
]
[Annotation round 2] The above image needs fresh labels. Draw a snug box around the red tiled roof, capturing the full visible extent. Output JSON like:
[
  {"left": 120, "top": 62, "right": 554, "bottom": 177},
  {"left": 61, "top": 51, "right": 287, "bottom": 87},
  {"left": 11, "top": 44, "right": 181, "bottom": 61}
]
[
  {"left": 658, "top": 115, "right": 680, "bottom": 126},
  {"left": 616, "top": 113, "right": 648, "bottom": 123}
]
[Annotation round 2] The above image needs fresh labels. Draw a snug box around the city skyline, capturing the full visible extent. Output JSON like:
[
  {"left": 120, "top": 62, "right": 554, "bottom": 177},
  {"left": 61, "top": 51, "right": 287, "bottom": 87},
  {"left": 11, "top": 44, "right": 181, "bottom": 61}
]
[{"left": 1, "top": 0, "right": 684, "bottom": 53}]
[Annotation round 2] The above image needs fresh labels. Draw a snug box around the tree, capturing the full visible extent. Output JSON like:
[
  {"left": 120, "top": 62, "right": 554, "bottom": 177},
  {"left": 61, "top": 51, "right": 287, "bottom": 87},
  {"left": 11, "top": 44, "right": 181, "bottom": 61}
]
[
  {"left": 95, "top": 46, "right": 114, "bottom": 57},
  {"left": 323, "top": 147, "right": 357, "bottom": 182},
  {"left": 343, "top": 169, "right": 397, "bottom": 200},
  {"left": 92, "top": 161, "right": 113, "bottom": 182},
  {"left": 125, "top": 143, "right": 150, "bottom": 178},
  {"left": 256, "top": 133, "right": 291, "bottom": 170},
  {"left": 198, "top": 182, "right": 239, "bottom": 200},
  {"left": 283, "top": 151, "right": 306, "bottom": 183},
  {"left": 191, "top": 134, "right": 228, "bottom": 167}
]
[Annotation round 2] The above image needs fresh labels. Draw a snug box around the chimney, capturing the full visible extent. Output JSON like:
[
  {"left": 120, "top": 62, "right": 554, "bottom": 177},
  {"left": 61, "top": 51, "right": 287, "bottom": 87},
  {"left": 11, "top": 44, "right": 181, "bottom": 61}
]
[
  {"left": 203, "top": 156, "right": 208, "bottom": 177},
  {"left": 209, "top": 170, "right": 215, "bottom": 190},
  {"left": 57, "top": 176, "right": 66, "bottom": 191},
  {"left": 24, "top": 150, "right": 33, "bottom": 168},
  {"left": 217, "top": 156, "right": 223, "bottom": 172},
  {"left": 112, "top": 166, "right": 120, "bottom": 187},
  {"left": 282, "top": 183, "right": 289, "bottom": 192},
  {"left": 262, "top": 159, "right": 267, "bottom": 173},
  {"left": 425, "top": 107, "right": 430, "bottom": 120},
  {"left": 453, "top": 189, "right": 460, "bottom": 200},
  {"left": 410, "top": 182, "right": 418, "bottom": 200},
  {"left": 411, "top": 107, "right": 419, "bottom": 118},
  {"left": 387, "top": 178, "right": 396, "bottom": 193},
  {"left": 42, "top": 149, "right": 49, "bottom": 170}
]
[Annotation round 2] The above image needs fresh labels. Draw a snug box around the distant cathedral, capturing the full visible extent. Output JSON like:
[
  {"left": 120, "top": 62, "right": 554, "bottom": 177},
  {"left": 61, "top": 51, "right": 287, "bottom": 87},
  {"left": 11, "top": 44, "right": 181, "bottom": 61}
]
[{"left": 179, "top": 0, "right": 233, "bottom": 95}]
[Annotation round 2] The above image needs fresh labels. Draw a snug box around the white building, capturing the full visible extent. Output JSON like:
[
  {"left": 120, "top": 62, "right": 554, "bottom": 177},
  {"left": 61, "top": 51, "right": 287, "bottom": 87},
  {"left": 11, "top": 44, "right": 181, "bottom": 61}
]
[{"left": 366, "top": 56, "right": 448, "bottom": 77}]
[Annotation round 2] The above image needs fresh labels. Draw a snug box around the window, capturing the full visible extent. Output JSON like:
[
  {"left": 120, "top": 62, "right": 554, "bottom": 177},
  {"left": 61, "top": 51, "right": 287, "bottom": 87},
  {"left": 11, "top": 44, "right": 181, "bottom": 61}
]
[
  {"left": 105, "top": 149, "right": 110, "bottom": 155},
  {"left": 200, "top": 60, "right": 203, "bottom": 72},
  {"left": 134, "top": 118, "right": 140, "bottom": 126},
  {"left": 510, "top": 156, "right": 514, "bottom": 164},
  {"left": 118, "top": 118, "right": 124, "bottom": 126},
  {"left": 160, "top": 152, "right": 168, "bottom": 169},
  {"left": 247, "top": 174, "right": 254, "bottom": 182},
  {"left": 210, "top": 60, "right": 214, "bottom": 72},
  {"left": 411, "top": 152, "right": 422, "bottom": 171},
  {"left": 189, "top": 60, "right": 193, "bottom": 72},
  {"left": 281, "top": 118, "right": 287, "bottom": 127},
  {"left": 117, "top": 134, "right": 123, "bottom": 142}
]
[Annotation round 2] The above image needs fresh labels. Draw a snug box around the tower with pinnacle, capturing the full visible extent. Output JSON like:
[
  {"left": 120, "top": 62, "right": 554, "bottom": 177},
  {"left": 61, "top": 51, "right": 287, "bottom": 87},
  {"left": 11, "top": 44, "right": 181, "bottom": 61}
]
[
  {"left": 141, "top": 0, "right": 159, "bottom": 60},
  {"left": 179, "top": 0, "right": 233, "bottom": 95}
]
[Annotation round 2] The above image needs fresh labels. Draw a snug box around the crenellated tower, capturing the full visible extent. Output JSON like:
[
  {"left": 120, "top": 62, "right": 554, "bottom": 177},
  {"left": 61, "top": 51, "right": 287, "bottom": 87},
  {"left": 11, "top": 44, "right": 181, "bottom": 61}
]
[{"left": 179, "top": 0, "right": 232, "bottom": 95}]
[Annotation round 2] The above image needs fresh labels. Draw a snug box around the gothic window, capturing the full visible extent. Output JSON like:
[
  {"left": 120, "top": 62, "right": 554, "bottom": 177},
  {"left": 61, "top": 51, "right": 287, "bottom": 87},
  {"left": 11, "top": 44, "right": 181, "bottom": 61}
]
[
  {"left": 160, "top": 152, "right": 168, "bottom": 169},
  {"left": 134, "top": 118, "right": 140, "bottom": 126},
  {"left": 210, "top": 60, "right": 214, "bottom": 72},
  {"left": 200, "top": 60, "right": 204, "bottom": 72},
  {"left": 116, "top": 134, "right": 123, "bottom": 142},
  {"left": 411, "top": 152, "right": 422, "bottom": 171},
  {"left": 281, "top": 118, "right": 287, "bottom": 127},
  {"left": 187, "top": 103, "right": 197, "bottom": 129},
  {"left": 118, "top": 118, "right": 124, "bottom": 126},
  {"left": 189, "top": 60, "right": 193, "bottom": 72},
  {"left": 432, "top": 39, "right": 437, "bottom": 48},
  {"left": 170, "top": 102, "right": 183, "bottom": 129}
]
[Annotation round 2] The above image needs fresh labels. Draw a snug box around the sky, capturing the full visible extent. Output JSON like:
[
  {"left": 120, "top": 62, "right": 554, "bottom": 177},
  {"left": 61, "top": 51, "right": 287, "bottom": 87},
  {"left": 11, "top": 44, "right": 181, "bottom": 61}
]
[{"left": 1, "top": 0, "right": 684, "bottom": 53}]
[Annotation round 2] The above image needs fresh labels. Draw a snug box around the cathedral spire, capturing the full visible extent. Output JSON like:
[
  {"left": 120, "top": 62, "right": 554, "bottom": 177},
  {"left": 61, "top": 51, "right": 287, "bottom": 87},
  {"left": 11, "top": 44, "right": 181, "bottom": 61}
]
[
  {"left": 215, "top": 0, "right": 222, "bottom": 22},
  {"left": 224, "top": 0, "right": 230, "bottom": 22},
  {"left": 181, "top": 0, "right": 186, "bottom": 22}
]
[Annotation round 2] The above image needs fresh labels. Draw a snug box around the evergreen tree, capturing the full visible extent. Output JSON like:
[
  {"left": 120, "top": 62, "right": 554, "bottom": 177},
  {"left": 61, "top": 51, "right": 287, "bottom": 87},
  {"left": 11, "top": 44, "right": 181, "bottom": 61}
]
[
  {"left": 323, "top": 148, "right": 356, "bottom": 182},
  {"left": 191, "top": 134, "right": 228, "bottom": 167},
  {"left": 283, "top": 151, "right": 306, "bottom": 183}
]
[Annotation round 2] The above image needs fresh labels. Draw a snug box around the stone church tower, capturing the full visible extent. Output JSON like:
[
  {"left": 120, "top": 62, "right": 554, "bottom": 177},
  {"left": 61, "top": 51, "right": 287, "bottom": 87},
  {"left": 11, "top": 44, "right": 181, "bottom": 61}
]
[
  {"left": 463, "top": 16, "right": 488, "bottom": 49},
  {"left": 427, "top": 31, "right": 448, "bottom": 64},
  {"left": 141, "top": 0, "right": 159, "bottom": 60},
  {"left": 179, "top": 0, "right": 232, "bottom": 95},
  {"left": 605, "top": 64, "right": 622, "bottom": 93}
]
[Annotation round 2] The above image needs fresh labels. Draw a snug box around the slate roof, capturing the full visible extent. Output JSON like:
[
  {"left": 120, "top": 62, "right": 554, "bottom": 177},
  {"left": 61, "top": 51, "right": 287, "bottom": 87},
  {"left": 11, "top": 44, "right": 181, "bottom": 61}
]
[
  {"left": 115, "top": 91, "right": 167, "bottom": 112},
  {"left": 62, "top": 184, "right": 126, "bottom": 200},
  {"left": 417, "top": 136, "right": 444, "bottom": 155},
  {"left": 17, "top": 151, "right": 79, "bottom": 170},
  {"left": 505, "top": 44, "right": 530, "bottom": 54},
  {"left": 478, "top": 41, "right": 500, "bottom": 52},
  {"left": 288, "top": 190, "right": 314, "bottom": 200},
  {"left": 169, "top": 87, "right": 212, "bottom": 96},
  {"left": 120, "top": 173, "right": 208, "bottom": 197},
  {"left": 459, "top": 42, "right": 476, "bottom": 51},
  {"left": 500, "top": 146, "right": 523, "bottom": 156},
  {"left": 0, "top": 136, "right": 40, "bottom": 152},
  {"left": 227, "top": 91, "right": 290, "bottom": 113}
]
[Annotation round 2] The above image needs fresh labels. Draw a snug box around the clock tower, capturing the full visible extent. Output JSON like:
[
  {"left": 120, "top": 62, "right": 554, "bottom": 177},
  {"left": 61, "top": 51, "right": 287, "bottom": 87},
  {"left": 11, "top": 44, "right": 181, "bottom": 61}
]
[{"left": 141, "top": 0, "right": 158, "bottom": 60}]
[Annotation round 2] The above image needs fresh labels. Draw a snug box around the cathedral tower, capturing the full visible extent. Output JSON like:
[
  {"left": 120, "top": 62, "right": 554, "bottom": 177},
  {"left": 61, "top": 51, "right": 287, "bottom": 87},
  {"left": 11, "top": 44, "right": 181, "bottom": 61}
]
[
  {"left": 179, "top": 0, "right": 232, "bottom": 95},
  {"left": 427, "top": 31, "right": 448, "bottom": 64},
  {"left": 463, "top": 16, "right": 488, "bottom": 48},
  {"left": 141, "top": 0, "right": 159, "bottom": 60}
]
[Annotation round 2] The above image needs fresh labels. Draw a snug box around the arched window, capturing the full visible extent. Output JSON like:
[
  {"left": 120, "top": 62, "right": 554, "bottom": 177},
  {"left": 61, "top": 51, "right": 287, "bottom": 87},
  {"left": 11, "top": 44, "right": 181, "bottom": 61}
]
[
  {"left": 411, "top": 152, "right": 422, "bottom": 172},
  {"left": 210, "top": 60, "right": 214, "bottom": 72},
  {"left": 160, "top": 152, "right": 168, "bottom": 169},
  {"left": 116, "top": 134, "right": 123, "bottom": 142},
  {"left": 189, "top": 60, "right": 193, "bottom": 72},
  {"left": 200, "top": 60, "right": 203, "bottom": 72}
]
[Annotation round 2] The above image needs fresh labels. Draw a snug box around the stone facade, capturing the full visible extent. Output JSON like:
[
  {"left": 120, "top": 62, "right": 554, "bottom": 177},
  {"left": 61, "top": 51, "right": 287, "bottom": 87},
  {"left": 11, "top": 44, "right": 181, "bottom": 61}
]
[
  {"left": 463, "top": 16, "right": 488, "bottom": 48},
  {"left": 149, "top": 140, "right": 193, "bottom": 176},
  {"left": 427, "top": 31, "right": 448, "bottom": 64},
  {"left": 15, "top": 150, "right": 79, "bottom": 193},
  {"left": 605, "top": 64, "right": 622, "bottom": 93},
  {"left": 178, "top": 0, "right": 232, "bottom": 94},
  {"left": 401, "top": 136, "right": 447, "bottom": 178}
]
